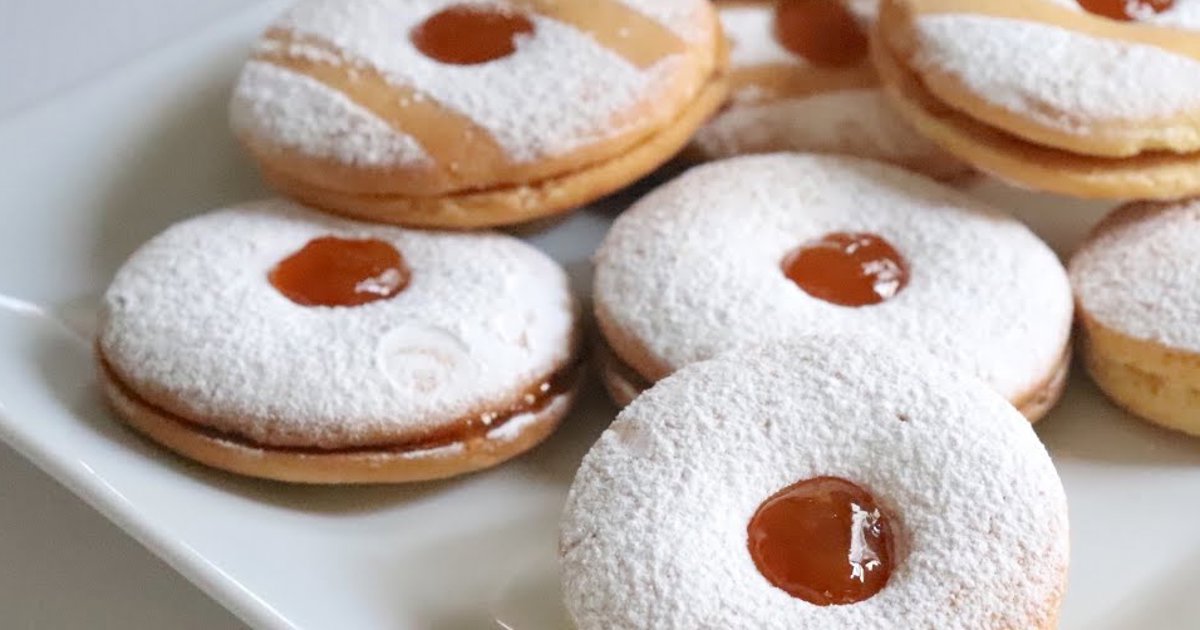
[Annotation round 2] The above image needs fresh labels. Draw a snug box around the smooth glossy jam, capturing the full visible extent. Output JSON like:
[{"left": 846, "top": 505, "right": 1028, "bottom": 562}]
[
  {"left": 783, "top": 232, "right": 909, "bottom": 307},
  {"left": 774, "top": 0, "right": 869, "bottom": 67},
  {"left": 411, "top": 5, "right": 535, "bottom": 65},
  {"left": 748, "top": 477, "right": 894, "bottom": 606},
  {"left": 270, "top": 237, "right": 410, "bottom": 307},
  {"left": 1076, "top": 0, "right": 1173, "bottom": 20}
]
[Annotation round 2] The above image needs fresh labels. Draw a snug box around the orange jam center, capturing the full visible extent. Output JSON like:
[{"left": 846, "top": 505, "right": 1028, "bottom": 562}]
[
  {"left": 1076, "top": 0, "right": 1173, "bottom": 20},
  {"left": 270, "top": 237, "right": 410, "bottom": 307},
  {"left": 774, "top": 0, "right": 869, "bottom": 67},
  {"left": 783, "top": 232, "right": 909, "bottom": 307},
  {"left": 411, "top": 4, "right": 535, "bottom": 65},
  {"left": 748, "top": 476, "right": 895, "bottom": 606}
]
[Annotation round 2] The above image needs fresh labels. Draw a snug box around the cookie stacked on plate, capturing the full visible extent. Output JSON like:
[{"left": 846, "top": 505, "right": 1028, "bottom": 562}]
[
  {"left": 873, "top": 0, "right": 1200, "bottom": 199},
  {"left": 866, "top": 0, "right": 1200, "bottom": 435},
  {"left": 233, "top": 0, "right": 729, "bottom": 228},
  {"left": 93, "top": 0, "right": 1200, "bottom": 626},
  {"left": 97, "top": 0, "right": 728, "bottom": 483},
  {"left": 569, "top": 1, "right": 1200, "bottom": 628},
  {"left": 579, "top": 152, "right": 1075, "bottom": 628}
]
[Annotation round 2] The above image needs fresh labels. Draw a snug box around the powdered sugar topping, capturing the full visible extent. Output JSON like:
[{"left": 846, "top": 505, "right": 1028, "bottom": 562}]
[
  {"left": 723, "top": 5, "right": 799, "bottom": 68},
  {"left": 619, "top": 0, "right": 713, "bottom": 42},
  {"left": 913, "top": 14, "right": 1200, "bottom": 130},
  {"left": 266, "top": 0, "right": 705, "bottom": 163},
  {"left": 594, "top": 154, "right": 1072, "bottom": 401},
  {"left": 561, "top": 337, "right": 1068, "bottom": 629},
  {"left": 231, "top": 61, "right": 431, "bottom": 167},
  {"left": 99, "top": 200, "right": 577, "bottom": 448},
  {"left": 1072, "top": 200, "right": 1200, "bottom": 353}
]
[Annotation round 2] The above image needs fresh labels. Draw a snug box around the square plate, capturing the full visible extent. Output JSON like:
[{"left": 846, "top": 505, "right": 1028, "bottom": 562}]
[{"left": 2, "top": 3, "right": 1199, "bottom": 628}]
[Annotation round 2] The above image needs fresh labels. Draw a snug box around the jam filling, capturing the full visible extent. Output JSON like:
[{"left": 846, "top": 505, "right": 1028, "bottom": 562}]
[
  {"left": 411, "top": 4, "right": 535, "bottom": 65},
  {"left": 1076, "top": 0, "right": 1173, "bottom": 21},
  {"left": 270, "top": 237, "right": 410, "bottom": 308},
  {"left": 783, "top": 232, "right": 909, "bottom": 307},
  {"left": 101, "top": 356, "right": 579, "bottom": 455},
  {"left": 774, "top": 0, "right": 869, "bottom": 67},
  {"left": 748, "top": 476, "right": 895, "bottom": 605}
]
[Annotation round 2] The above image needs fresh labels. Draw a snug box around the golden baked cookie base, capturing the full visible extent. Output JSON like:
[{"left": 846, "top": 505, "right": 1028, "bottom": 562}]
[
  {"left": 879, "top": 0, "right": 1200, "bottom": 157},
  {"left": 1079, "top": 311, "right": 1200, "bottom": 437},
  {"left": 594, "top": 338, "right": 646, "bottom": 409},
  {"left": 872, "top": 33, "right": 1200, "bottom": 200},
  {"left": 256, "top": 74, "right": 730, "bottom": 229},
  {"left": 99, "top": 357, "right": 579, "bottom": 484},
  {"left": 1015, "top": 346, "right": 1072, "bottom": 423}
]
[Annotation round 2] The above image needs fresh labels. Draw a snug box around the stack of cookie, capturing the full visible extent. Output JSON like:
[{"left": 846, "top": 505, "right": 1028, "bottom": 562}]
[
  {"left": 93, "top": 0, "right": 1200, "bottom": 627},
  {"left": 574, "top": 1, "right": 1197, "bottom": 627}
]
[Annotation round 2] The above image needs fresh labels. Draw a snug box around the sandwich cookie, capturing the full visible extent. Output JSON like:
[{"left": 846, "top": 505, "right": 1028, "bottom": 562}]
[
  {"left": 98, "top": 199, "right": 581, "bottom": 483},
  {"left": 1071, "top": 198, "right": 1200, "bottom": 435},
  {"left": 563, "top": 337, "right": 1069, "bottom": 629},
  {"left": 231, "top": 0, "right": 729, "bottom": 228},
  {"left": 874, "top": 0, "right": 1200, "bottom": 199},
  {"left": 593, "top": 154, "right": 1073, "bottom": 420}
]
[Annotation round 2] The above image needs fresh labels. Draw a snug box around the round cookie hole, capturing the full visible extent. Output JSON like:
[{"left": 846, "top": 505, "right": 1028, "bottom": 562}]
[
  {"left": 782, "top": 232, "right": 909, "bottom": 307},
  {"left": 411, "top": 4, "right": 535, "bottom": 65},
  {"left": 270, "top": 236, "right": 411, "bottom": 307},
  {"left": 1076, "top": 0, "right": 1173, "bottom": 20},
  {"left": 748, "top": 476, "right": 895, "bottom": 606},
  {"left": 774, "top": 0, "right": 868, "bottom": 67}
]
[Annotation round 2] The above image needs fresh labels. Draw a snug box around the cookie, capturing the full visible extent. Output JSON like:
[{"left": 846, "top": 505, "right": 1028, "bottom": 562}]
[
  {"left": 874, "top": 0, "right": 1200, "bottom": 198},
  {"left": 97, "top": 200, "right": 581, "bottom": 483},
  {"left": 1071, "top": 198, "right": 1200, "bottom": 435},
  {"left": 231, "top": 0, "right": 729, "bottom": 228},
  {"left": 691, "top": 0, "right": 966, "bottom": 179},
  {"left": 593, "top": 154, "right": 1073, "bottom": 420},
  {"left": 562, "top": 337, "right": 1069, "bottom": 629}
]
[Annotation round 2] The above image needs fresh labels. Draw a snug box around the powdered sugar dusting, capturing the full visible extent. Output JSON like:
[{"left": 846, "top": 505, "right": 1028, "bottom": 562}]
[
  {"left": 99, "top": 200, "right": 577, "bottom": 449},
  {"left": 397, "top": 442, "right": 465, "bottom": 460},
  {"left": 694, "top": 88, "right": 951, "bottom": 164},
  {"left": 618, "top": 0, "right": 712, "bottom": 42},
  {"left": 485, "top": 391, "right": 571, "bottom": 442},
  {"left": 594, "top": 154, "right": 1072, "bottom": 401},
  {"left": 231, "top": 61, "right": 431, "bottom": 167},
  {"left": 845, "top": 0, "right": 882, "bottom": 24},
  {"left": 722, "top": 5, "right": 798, "bottom": 68},
  {"left": 561, "top": 337, "right": 1068, "bottom": 629},
  {"left": 273, "top": 0, "right": 703, "bottom": 162},
  {"left": 1072, "top": 200, "right": 1200, "bottom": 353},
  {"left": 913, "top": 15, "right": 1200, "bottom": 130}
]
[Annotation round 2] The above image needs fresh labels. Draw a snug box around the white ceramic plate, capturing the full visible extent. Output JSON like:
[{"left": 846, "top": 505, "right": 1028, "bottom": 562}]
[{"left": 2, "top": 3, "right": 1199, "bottom": 628}]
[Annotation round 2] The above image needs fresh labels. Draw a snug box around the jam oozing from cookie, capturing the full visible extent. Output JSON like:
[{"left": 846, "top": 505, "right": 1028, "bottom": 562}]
[
  {"left": 411, "top": 5, "right": 535, "bottom": 65},
  {"left": 1076, "top": 0, "right": 1173, "bottom": 20},
  {"left": 774, "top": 0, "right": 868, "bottom": 67},
  {"left": 783, "top": 233, "right": 909, "bottom": 307},
  {"left": 748, "top": 476, "right": 894, "bottom": 606},
  {"left": 270, "top": 237, "right": 410, "bottom": 307}
]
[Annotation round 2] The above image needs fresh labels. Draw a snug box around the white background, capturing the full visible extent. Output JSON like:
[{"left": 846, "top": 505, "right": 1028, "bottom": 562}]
[{"left": 0, "top": 1, "right": 251, "bottom": 626}]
